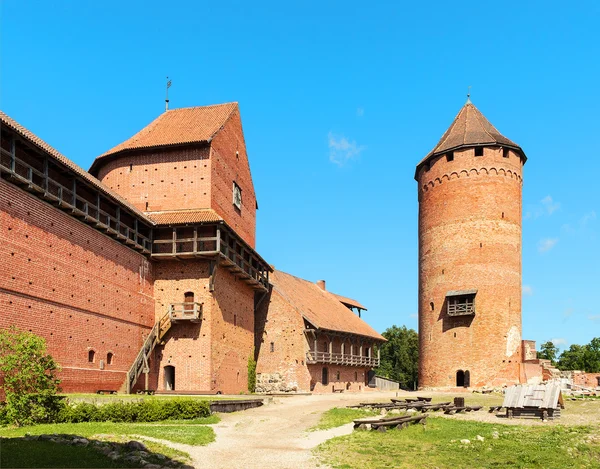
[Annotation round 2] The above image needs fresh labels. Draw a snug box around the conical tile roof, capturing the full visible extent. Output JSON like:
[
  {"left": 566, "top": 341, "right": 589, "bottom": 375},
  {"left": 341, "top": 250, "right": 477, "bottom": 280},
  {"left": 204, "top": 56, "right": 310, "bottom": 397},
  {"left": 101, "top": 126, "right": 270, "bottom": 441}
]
[{"left": 416, "top": 102, "right": 525, "bottom": 178}]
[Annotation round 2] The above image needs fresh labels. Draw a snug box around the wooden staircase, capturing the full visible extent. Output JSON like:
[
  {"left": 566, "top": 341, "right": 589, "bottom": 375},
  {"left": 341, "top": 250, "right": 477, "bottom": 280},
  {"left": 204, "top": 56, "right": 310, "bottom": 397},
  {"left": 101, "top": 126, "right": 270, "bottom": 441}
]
[{"left": 123, "top": 302, "right": 203, "bottom": 393}]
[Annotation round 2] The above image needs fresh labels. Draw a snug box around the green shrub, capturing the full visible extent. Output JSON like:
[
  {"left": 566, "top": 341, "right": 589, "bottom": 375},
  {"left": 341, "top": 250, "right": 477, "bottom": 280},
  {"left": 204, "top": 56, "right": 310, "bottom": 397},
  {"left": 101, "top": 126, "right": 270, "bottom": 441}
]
[
  {"left": 56, "top": 398, "right": 210, "bottom": 424},
  {"left": 0, "top": 402, "right": 8, "bottom": 426},
  {"left": 0, "top": 327, "right": 61, "bottom": 426},
  {"left": 248, "top": 354, "right": 256, "bottom": 393}
]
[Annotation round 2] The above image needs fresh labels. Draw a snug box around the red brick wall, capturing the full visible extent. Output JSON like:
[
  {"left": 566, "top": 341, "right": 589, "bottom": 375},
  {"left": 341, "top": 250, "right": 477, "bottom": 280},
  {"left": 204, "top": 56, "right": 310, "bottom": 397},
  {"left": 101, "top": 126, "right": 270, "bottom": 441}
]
[
  {"left": 417, "top": 147, "right": 524, "bottom": 388},
  {"left": 573, "top": 372, "right": 600, "bottom": 388},
  {"left": 209, "top": 108, "right": 257, "bottom": 248},
  {"left": 153, "top": 260, "right": 255, "bottom": 394},
  {"left": 309, "top": 365, "right": 370, "bottom": 393},
  {"left": 255, "top": 289, "right": 312, "bottom": 391},
  {"left": 95, "top": 146, "right": 211, "bottom": 213},
  {"left": 0, "top": 179, "right": 154, "bottom": 393},
  {"left": 210, "top": 266, "right": 255, "bottom": 394}
]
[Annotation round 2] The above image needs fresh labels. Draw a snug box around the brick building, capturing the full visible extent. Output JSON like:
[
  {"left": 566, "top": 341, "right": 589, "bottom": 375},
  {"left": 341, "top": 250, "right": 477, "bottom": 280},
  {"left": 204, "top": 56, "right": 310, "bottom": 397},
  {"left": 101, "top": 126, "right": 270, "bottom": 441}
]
[
  {"left": 0, "top": 104, "right": 270, "bottom": 394},
  {"left": 1, "top": 102, "right": 385, "bottom": 395},
  {"left": 416, "top": 100, "right": 538, "bottom": 389},
  {"left": 255, "top": 271, "right": 385, "bottom": 393}
]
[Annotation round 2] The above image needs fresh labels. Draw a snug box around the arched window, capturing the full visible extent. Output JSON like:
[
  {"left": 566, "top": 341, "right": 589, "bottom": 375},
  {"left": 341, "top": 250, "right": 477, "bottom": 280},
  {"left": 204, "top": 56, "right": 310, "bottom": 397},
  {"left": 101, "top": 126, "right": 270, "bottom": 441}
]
[
  {"left": 106, "top": 352, "right": 114, "bottom": 365},
  {"left": 464, "top": 370, "right": 470, "bottom": 388},
  {"left": 184, "top": 291, "right": 194, "bottom": 303},
  {"left": 88, "top": 350, "right": 95, "bottom": 363},
  {"left": 322, "top": 367, "right": 329, "bottom": 385}
]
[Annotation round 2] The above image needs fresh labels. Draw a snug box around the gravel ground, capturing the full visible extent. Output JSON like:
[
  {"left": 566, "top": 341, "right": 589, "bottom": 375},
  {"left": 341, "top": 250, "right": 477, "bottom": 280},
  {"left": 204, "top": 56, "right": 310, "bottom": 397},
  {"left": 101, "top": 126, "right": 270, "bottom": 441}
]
[{"left": 147, "top": 390, "right": 600, "bottom": 468}]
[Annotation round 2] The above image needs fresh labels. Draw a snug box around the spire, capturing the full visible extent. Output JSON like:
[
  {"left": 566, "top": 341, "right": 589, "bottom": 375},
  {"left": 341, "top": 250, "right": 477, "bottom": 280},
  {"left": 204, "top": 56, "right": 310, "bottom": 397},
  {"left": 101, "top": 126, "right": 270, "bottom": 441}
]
[
  {"left": 466, "top": 86, "right": 472, "bottom": 104},
  {"left": 415, "top": 101, "right": 526, "bottom": 179}
]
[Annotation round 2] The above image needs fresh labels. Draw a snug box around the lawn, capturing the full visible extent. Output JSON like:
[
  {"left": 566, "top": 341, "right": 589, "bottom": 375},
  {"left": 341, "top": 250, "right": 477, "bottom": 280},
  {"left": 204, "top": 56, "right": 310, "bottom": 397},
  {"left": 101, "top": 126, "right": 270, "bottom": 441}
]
[
  {"left": 0, "top": 417, "right": 218, "bottom": 445},
  {"left": 316, "top": 416, "right": 600, "bottom": 469},
  {"left": 310, "top": 407, "right": 382, "bottom": 431}
]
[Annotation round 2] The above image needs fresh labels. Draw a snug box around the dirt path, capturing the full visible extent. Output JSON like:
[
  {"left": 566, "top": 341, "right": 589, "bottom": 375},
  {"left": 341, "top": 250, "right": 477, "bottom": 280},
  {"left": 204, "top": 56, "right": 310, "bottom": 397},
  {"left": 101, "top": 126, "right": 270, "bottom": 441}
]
[{"left": 184, "top": 391, "right": 401, "bottom": 469}]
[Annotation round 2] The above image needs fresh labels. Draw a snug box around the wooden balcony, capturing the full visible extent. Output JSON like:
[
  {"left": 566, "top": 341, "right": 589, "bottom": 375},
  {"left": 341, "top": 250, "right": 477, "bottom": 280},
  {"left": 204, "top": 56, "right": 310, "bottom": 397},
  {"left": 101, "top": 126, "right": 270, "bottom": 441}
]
[
  {"left": 169, "top": 302, "right": 203, "bottom": 322},
  {"left": 0, "top": 145, "right": 152, "bottom": 254},
  {"left": 447, "top": 302, "right": 475, "bottom": 316},
  {"left": 306, "top": 351, "right": 380, "bottom": 368},
  {"left": 151, "top": 225, "right": 270, "bottom": 291}
]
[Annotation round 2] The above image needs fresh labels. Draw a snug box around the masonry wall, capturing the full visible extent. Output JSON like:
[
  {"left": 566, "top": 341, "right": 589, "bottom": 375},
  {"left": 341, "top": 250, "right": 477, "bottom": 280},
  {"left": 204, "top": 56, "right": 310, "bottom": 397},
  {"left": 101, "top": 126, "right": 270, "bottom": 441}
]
[
  {"left": 573, "top": 372, "right": 600, "bottom": 388},
  {"left": 308, "top": 365, "right": 370, "bottom": 393},
  {"left": 255, "top": 289, "right": 312, "bottom": 392},
  {"left": 153, "top": 260, "right": 255, "bottom": 394},
  {"left": 0, "top": 179, "right": 154, "bottom": 393},
  {"left": 417, "top": 146, "right": 524, "bottom": 388},
  {"left": 95, "top": 146, "right": 212, "bottom": 213},
  {"left": 209, "top": 108, "right": 257, "bottom": 248}
]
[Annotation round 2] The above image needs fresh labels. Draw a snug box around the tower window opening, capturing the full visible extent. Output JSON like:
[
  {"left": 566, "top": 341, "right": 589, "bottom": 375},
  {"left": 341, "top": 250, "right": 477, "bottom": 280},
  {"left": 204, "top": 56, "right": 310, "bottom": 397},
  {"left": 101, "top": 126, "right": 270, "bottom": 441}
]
[
  {"left": 88, "top": 350, "right": 95, "bottom": 363},
  {"left": 503, "top": 148, "right": 510, "bottom": 158},
  {"left": 475, "top": 147, "right": 484, "bottom": 157},
  {"left": 430, "top": 302, "right": 434, "bottom": 311},
  {"left": 446, "top": 152, "right": 454, "bottom": 162},
  {"left": 446, "top": 290, "right": 477, "bottom": 316},
  {"left": 107, "top": 352, "right": 114, "bottom": 365},
  {"left": 270, "top": 342, "right": 274, "bottom": 352},
  {"left": 233, "top": 182, "right": 242, "bottom": 210},
  {"left": 502, "top": 212, "right": 505, "bottom": 218}
]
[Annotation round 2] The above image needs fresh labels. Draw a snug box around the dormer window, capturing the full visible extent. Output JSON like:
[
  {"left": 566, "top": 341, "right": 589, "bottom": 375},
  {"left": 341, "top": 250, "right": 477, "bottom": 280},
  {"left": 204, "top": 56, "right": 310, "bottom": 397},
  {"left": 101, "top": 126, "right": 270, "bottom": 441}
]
[
  {"left": 233, "top": 182, "right": 242, "bottom": 210},
  {"left": 446, "top": 290, "right": 477, "bottom": 316}
]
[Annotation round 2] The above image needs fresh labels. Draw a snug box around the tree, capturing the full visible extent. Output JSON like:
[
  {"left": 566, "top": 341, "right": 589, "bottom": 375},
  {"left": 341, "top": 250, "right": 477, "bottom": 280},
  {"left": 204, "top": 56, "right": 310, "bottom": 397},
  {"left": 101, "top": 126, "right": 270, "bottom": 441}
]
[
  {"left": 537, "top": 341, "right": 559, "bottom": 364},
  {"left": 582, "top": 337, "right": 600, "bottom": 373},
  {"left": 376, "top": 325, "right": 418, "bottom": 389},
  {"left": 0, "top": 327, "right": 61, "bottom": 426},
  {"left": 557, "top": 344, "right": 587, "bottom": 371}
]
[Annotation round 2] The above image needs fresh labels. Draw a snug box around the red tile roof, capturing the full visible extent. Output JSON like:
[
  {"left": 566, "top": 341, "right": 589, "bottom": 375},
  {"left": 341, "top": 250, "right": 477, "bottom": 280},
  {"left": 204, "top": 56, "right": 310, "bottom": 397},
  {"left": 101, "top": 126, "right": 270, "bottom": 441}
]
[
  {"left": 331, "top": 293, "right": 367, "bottom": 311},
  {"left": 0, "top": 110, "right": 152, "bottom": 223},
  {"left": 270, "top": 270, "right": 384, "bottom": 341},
  {"left": 145, "top": 209, "right": 223, "bottom": 225},
  {"left": 95, "top": 102, "right": 238, "bottom": 162},
  {"left": 416, "top": 102, "right": 526, "bottom": 178}
]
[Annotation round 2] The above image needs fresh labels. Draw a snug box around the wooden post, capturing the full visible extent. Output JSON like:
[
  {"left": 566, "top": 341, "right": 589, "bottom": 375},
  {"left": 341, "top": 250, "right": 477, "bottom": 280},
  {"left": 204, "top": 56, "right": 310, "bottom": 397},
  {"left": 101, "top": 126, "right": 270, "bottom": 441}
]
[
  {"left": 43, "top": 156, "right": 49, "bottom": 192},
  {"left": 72, "top": 179, "right": 77, "bottom": 207},
  {"left": 96, "top": 193, "right": 101, "bottom": 221},
  {"left": 193, "top": 227, "right": 198, "bottom": 253},
  {"left": 116, "top": 206, "right": 121, "bottom": 233},
  {"left": 328, "top": 340, "right": 333, "bottom": 362},
  {"left": 134, "top": 219, "right": 138, "bottom": 244},
  {"left": 216, "top": 227, "right": 221, "bottom": 254},
  {"left": 313, "top": 337, "right": 317, "bottom": 360},
  {"left": 377, "top": 346, "right": 381, "bottom": 365},
  {"left": 9, "top": 136, "right": 15, "bottom": 172},
  {"left": 172, "top": 228, "right": 177, "bottom": 254}
]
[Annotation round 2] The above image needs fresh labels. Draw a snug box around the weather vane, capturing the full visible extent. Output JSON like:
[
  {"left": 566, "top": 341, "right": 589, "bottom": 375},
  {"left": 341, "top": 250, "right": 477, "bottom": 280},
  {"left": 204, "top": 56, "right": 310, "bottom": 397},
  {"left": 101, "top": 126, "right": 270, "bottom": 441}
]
[
  {"left": 466, "top": 85, "right": 472, "bottom": 104},
  {"left": 165, "top": 77, "right": 172, "bottom": 111}
]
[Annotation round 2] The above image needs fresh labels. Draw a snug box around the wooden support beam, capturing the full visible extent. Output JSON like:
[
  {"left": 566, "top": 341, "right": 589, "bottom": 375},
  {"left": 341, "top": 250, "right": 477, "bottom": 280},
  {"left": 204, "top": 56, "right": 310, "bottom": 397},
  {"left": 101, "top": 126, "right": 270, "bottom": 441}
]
[
  {"left": 43, "top": 156, "right": 49, "bottom": 192},
  {"left": 116, "top": 206, "right": 121, "bottom": 233},
  {"left": 72, "top": 179, "right": 77, "bottom": 207},
  {"left": 208, "top": 260, "right": 218, "bottom": 292},
  {"left": 193, "top": 227, "right": 198, "bottom": 253},
  {"left": 172, "top": 227, "right": 177, "bottom": 255},
  {"left": 9, "top": 136, "right": 16, "bottom": 172},
  {"left": 134, "top": 219, "right": 138, "bottom": 244}
]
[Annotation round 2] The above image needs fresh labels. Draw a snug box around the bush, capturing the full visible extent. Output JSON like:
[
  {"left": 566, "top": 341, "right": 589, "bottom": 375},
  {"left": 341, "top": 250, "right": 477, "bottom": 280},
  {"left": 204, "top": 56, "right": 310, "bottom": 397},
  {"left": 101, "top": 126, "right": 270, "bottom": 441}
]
[
  {"left": 0, "top": 327, "right": 61, "bottom": 426},
  {"left": 248, "top": 354, "right": 256, "bottom": 393},
  {"left": 56, "top": 398, "right": 210, "bottom": 424}
]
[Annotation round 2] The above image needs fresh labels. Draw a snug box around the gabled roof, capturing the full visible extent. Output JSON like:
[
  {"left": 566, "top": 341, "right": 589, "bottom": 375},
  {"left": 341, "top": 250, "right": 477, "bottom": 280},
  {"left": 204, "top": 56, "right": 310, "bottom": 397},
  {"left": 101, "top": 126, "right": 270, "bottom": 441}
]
[
  {"left": 145, "top": 208, "right": 223, "bottom": 225},
  {"left": 90, "top": 102, "right": 238, "bottom": 172},
  {"left": 416, "top": 102, "right": 526, "bottom": 178},
  {"left": 331, "top": 293, "right": 367, "bottom": 311},
  {"left": 0, "top": 110, "right": 152, "bottom": 223},
  {"left": 270, "top": 270, "right": 384, "bottom": 341}
]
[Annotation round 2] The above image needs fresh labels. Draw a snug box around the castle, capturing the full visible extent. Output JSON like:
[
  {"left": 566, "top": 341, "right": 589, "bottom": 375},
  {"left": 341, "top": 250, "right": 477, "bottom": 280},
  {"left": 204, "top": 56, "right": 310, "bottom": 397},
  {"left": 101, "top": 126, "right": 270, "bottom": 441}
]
[
  {"left": 416, "top": 100, "right": 543, "bottom": 389},
  {"left": 0, "top": 103, "right": 383, "bottom": 394}
]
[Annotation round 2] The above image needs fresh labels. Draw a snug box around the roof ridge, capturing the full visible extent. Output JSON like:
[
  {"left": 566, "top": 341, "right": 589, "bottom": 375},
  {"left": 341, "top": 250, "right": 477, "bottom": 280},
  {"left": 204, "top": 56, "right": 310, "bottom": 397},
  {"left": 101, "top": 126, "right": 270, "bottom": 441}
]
[
  {"left": 166, "top": 102, "right": 238, "bottom": 112},
  {"left": 206, "top": 102, "right": 239, "bottom": 142},
  {"left": 470, "top": 103, "right": 497, "bottom": 143}
]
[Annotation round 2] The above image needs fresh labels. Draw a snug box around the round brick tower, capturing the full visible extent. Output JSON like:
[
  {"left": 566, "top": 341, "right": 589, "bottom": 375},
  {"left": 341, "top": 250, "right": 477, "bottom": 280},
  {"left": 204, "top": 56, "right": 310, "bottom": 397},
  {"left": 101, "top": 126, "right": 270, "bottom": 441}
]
[{"left": 416, "top": 100, "right": 527, "bottom": 389}]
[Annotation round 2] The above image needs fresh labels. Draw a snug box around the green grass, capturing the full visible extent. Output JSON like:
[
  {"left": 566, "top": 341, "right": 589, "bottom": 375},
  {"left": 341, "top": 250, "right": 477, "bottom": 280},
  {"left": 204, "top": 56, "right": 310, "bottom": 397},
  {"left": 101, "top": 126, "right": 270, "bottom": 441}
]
[
  {"left": 0, "top": 438, "right": 140, "bottom": 468},
  {"left": 316, "top": 417, "right": 600, "bottom": 469},
  {"left": 0, "top": 419, "right": 217, "bottom": 445},
  {"left": 310, "top": 408, "right": 381, "bottom": 431}
]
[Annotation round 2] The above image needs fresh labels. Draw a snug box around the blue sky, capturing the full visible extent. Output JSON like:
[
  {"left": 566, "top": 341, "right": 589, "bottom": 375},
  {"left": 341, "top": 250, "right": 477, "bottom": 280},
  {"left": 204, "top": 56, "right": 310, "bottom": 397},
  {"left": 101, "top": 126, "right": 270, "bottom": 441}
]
[{"left": 1, "top": 1, "right": 598, "bottom": 350}]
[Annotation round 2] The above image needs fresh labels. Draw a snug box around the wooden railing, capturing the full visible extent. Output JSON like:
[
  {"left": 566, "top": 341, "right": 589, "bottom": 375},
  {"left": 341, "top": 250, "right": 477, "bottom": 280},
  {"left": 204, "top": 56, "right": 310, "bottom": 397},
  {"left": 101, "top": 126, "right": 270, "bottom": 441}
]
[
  {"left": 447, "top": 301, "right": 475, "bottom": 316},
  {"left": 0, "top": 147, "right": 152, "bottom": 253},
  {"left": 306, "top": 351, "right": 380, "bottom": 367},
  {"left": 169, "top": 302, "right": 202, "bottom": 322}
]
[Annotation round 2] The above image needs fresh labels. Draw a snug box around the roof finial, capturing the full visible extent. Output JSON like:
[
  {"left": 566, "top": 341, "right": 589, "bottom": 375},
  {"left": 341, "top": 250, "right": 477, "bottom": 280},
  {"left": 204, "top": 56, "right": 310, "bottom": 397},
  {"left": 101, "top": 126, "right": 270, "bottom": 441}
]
[
  {"left": 466, "top": 85, "right": 472, "bottom": 104},
  {"left": 165, "top": 77, "right": 172, "bottom": 111}
]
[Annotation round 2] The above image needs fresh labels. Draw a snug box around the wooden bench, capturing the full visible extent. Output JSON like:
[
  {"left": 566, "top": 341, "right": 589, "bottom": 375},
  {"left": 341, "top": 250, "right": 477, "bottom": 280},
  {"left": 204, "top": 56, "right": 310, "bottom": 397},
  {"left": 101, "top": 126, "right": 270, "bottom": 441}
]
[
  {"left": 489, "top": 405, "right": 504, "bottom": 413},
  {"left": 354, "top": 414, "right": 428, "bottom": 432},
  {"left": 416, "top": 396, "right": 432, "bottom": 402},
  {"left": 96, "top": 390, "right": 117, "bottom": 395},
  {"left": 136, "top": 389, "right": 156, "bottom": 395},
  {"left": 333, "top": 388, "right": 344, "bottom": 393}
]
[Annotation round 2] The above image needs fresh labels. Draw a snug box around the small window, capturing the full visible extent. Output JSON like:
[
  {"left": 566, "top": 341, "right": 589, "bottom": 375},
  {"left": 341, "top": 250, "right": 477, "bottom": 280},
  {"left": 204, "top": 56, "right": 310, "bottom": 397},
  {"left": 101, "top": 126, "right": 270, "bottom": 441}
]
[
  {"left": 270, "top": 342, "right": 274, "bottom": 352},
  {"left": 88, "top": 350, "right": 95, "bottom": 363},
  {"left": 475, "top": 147, "right": 484, "bottom": 157},
  {"left": 234, "top": 314, "right": 237, "bottom": 327},
  {"left": 336, "top": 371, "right": 340, "bottom": 380},
  {"left": 446, "top": 152, "right": 454, "bottom": 162},
  {"left": 107, "top": 352, "right": 114, "bottom": 365},
  {"left": 232, "top": 182, "right": 242, "bottom": 210},
  {"left": 322, "top": 367, "right": 329, "bottom": 385},
  {"left": 355, "top": 371, "right": 358, "bottom": 381},
  {"left": 503, "top": 148, "right": 510, "bottom": 158}
]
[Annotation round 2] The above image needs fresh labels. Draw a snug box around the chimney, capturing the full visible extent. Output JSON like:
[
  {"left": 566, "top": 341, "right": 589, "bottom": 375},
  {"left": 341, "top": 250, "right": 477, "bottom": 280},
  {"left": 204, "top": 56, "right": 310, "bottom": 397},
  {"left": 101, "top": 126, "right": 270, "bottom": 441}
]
[{"left": 316, "top": 280, "right": 326, "bottom": 291}]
